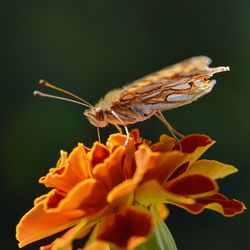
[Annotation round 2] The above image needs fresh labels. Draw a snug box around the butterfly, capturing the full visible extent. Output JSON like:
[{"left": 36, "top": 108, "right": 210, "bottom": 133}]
[{"left": 34, "top": 56, "right": 229, "bottom": 145}]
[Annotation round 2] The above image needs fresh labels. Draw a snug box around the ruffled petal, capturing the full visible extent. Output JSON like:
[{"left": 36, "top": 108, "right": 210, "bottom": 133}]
[
  {"left": 172, "top": 193, "right": 246, "bottom": 217},
  {"left": 87, "top": 142, "right": 110, "bottom": 167},
  {"left": 53, "top": 179, "right": 108, "bottom": 214},
  {"left": 151, "top": 134, "right": 176, "bottom": 152},
  {"left": 40, "top": 144, "right": 91, "bottom": 192},
  {"left": 130, "top": 128, "right": 142, "bottom": 144},
  {"left": 130, "top": 128, "right": 151, "bottom": 147},
  {"left": 107, "top": 133, "right": 137, "bottom": 179},
  {"left": 107, "top": 133, "right": 128, "bottom": 150},
  {"left": 16, "top": 179, "right": 108, "bottom": 247},
  {"left": 97, "top": 206, "right": 152, "bottom": 249},
  {"left": 186, "top": 159, "right": 238, "bottom": 180},
  {"left": 107, "top": 144, "right": 155, "bottom": 205},
  {"left": 66, "top": 144, "right": 92, "bottom": 180},
  {"left": 92, "top": 147, "right": 126, "bottom": 190}
]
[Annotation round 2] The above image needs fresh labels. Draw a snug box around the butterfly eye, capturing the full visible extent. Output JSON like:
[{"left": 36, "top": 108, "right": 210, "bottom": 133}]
[{"left": 96, "top": 108, "right": 105, "bottom": 121}]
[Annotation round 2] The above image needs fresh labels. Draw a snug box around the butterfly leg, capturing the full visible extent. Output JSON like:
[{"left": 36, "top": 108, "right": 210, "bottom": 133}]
[
  {"left": 110, "top": 110, "right": 130, "bottom": 146},
  {"left": 155, "top": 111, "right": 184, "bottom": 138},
  {"left": 97, "top": 127, "right": 101, "bottom": 143},
  {"left": 155, "top": 111, "right": 183, "bottom": 150},
  {"left": 114, "top": 123, "right": 123, "bottom": 134}
]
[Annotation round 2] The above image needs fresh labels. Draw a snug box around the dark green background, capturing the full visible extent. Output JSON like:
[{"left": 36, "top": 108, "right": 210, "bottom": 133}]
[{"left": 1, "top": 1, "right": 249, "bottom": 249}]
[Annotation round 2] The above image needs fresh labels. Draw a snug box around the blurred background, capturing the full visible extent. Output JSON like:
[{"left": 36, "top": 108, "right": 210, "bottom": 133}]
[{"left": 1, "top": 0, "right": 249, "bottom": 249}]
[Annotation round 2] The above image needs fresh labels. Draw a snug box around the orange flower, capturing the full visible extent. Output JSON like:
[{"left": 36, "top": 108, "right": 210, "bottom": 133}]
[{"left": 16, "top": 130, "right": 245, "bottom": 250}]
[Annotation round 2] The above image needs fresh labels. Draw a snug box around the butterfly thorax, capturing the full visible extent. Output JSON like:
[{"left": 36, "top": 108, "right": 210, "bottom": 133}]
[{"left": 83, "top": 105, "right": 142, "bottom": 127}]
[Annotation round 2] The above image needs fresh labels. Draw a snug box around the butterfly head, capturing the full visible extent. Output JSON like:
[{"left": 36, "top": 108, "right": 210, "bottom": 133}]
[{"left": 84, "top": 107, "right": 108, "bottom": 128}]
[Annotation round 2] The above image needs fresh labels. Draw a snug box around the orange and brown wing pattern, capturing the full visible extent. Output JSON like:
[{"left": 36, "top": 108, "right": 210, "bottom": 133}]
[{"left": 112, "top": 56, "right": 228, "bottom": 108}]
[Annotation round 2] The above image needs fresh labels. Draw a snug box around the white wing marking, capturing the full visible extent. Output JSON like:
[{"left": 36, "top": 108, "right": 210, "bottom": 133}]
[{"left": 166, "top": 94, "right": 196, "bottom": 102}]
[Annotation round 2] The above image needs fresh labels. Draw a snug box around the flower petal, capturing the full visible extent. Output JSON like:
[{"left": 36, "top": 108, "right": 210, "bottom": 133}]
[
  {"left": 186, "top": 160, "right": 238, "bottom": 180},
  {"left": 107, "top": 180, "right": 136, "bottom": 205},
  {"left": 107, "top": 133, "right": 137, "bottom": 179},
  {"left": 156, "top": 203, "right": 169, "bottom": 219},
  {"left": 130, "top": 128, "right": 142, "bottom": 144},
  {"left": 135, "top": 180, "right": 193, "bottom": 207},
  {"left": 82, "top": 241, "right": 110, "bottom": 250},
  {"left": 40, "top": 144, "right": 91, "bottom": 192},
  {"left": 108, "top": 144, "right": 157, "bottom": 205},
  {"left": 107, "top": 133, "right": 128, "bottom": 150},
  {"left": 174, "top": 134, "right": 215, "bottom": 153},
  {"left": 34, "top": 194, "right": 47, "bottom": 206},
  {"left": 41, "top": 219, "right": 95, "bottom": 250},
  {"left": 130, "top": 128, "right": 151, "bottom": 147},
  {"left": 173, "top": 134, "right": 215, "bottom": 167},
  {"left": 16, "top": 201, "right": 82, "bottom": 247},
  {"left": 66, "top": 144, "right": 92, "bottom": 180},
  {"left": 93, "top": 147, "right": 126, "bottom": 190},
  {"left": 172, "top": 193, "right": 246, "bottom": 217},
  {"left": 151, "top": 134, "right": 176, "bottom": 152},
  {"left": 45, "top": 190, "right": 65, "bottom": 209},
  {"left": 97, "top": 206, "right": 152, "bottom": 249},
  {"left": 16, "top": 179, "right": 108, "bottom": 247},
  {"left": 107, "top": 143, "right": 153, "bottom": 206},
  {"left": 163, "top": 174, "right": 218, "bottom": 198},
  {"left": 54, "top": 179, "right": 108, "bottom": 214},
  {"left": 135, "top": 145, "right": 187, "bottom": 184},
  {"left": 87, "top": 142, "right": 110, "bottom": 167}
]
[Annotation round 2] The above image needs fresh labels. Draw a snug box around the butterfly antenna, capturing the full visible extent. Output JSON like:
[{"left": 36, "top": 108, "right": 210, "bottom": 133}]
[
  {"left": 110, "top": 110, "right": 130, "bottom": 146},
  {"left": 33, "top": 91, "right": 90, "bottom": 107},
  {"left": 39, "top": 79, "right": 94, "bottom": 108},
  {"left": 97, "top": 127, "right": 101, "bottom": 142}
]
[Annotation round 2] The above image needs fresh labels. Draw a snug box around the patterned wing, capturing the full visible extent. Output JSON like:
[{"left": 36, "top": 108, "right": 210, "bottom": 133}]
[{"left": 109, "top": 56, "right": 229, "bottom": 111}]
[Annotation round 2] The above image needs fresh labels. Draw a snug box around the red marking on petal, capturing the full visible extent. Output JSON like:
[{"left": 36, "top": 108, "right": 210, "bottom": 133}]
[
  {"left": 168, "top": 162, "right": 189, "bottom": 180},
  {"left": 98, "top": 207, "right": 152, "bottom": 249},
  {"left": 174, "top": 134, "right": 213, "bottom": 153},
  {"left": 164, "top": 174, "right": 217, "bottom": 197},
  {"left": 176, "top": 193, "right": 245, "bottom": 216}
]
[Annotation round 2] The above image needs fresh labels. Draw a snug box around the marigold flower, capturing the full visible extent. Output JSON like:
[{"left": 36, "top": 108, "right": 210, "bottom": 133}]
[{"left": 16, "top": 129, "right": 245, "bottom": 250}]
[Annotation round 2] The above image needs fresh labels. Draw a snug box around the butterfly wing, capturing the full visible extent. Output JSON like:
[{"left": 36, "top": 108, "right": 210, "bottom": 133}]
[
  {"left": 111, "top": 56, "right": 229, "bottom": 109},
  {"left": 100, "top": 56, "right": 229, "bottom": 125}
]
